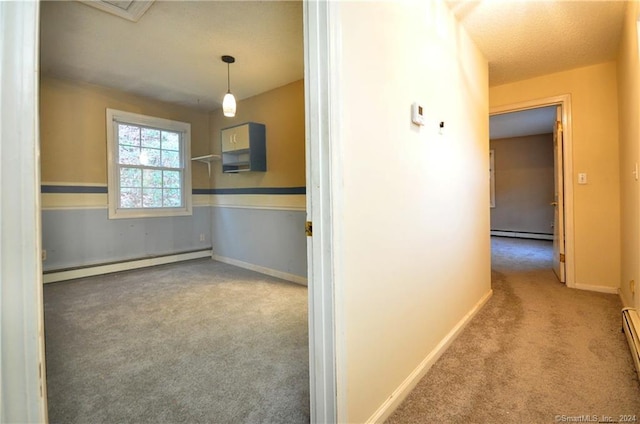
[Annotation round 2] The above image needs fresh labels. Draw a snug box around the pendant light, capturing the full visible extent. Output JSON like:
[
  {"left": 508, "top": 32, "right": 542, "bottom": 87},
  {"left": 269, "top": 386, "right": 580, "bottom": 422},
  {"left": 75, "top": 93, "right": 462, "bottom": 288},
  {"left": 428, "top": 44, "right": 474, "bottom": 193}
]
[{"left": 221, "top": 55, "right": 236, "bottom": 117}]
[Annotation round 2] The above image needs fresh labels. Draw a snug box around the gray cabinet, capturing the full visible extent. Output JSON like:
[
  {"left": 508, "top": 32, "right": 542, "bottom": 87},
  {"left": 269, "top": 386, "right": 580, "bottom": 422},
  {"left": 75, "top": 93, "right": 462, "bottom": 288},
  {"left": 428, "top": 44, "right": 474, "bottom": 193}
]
[{"left": 221, "top": 122, "right": 266, "bottom": 173}]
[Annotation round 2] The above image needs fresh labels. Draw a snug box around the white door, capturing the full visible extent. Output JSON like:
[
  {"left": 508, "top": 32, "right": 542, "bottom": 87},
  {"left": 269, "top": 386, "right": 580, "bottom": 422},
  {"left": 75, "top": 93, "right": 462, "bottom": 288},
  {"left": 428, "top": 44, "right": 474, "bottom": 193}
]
[{"left": 552, "top": 105, "right": 566, "bottom": 282}]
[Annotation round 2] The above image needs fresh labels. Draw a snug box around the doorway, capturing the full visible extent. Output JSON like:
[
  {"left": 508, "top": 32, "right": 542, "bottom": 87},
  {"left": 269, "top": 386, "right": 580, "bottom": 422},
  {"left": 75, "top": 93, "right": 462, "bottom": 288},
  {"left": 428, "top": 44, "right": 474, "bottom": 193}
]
[
  {"left": 1, "top": 1, "right": 337, "bottom": 421},
  {"left": 41, "top": 3, "right": 318, "bottom": 422},
  {"left": 489, "top": 95, "right": 575, "bottom": 287}
]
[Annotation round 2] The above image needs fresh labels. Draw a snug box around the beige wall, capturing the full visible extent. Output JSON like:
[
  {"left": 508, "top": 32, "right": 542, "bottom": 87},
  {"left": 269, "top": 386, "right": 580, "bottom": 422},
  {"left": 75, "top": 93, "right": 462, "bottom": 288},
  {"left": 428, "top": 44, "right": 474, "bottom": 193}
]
[
  {"left": 335, "top": 2, "right": 490, "bottom": 421},
  {"left": 40, "top": 76, "right": 211, "bottom": 189},
  {"left": 209, "top": 80, "right": 305, "bottom": 189},
  {"left": 617, "top": 0, "right": 640, "bottom": 308},
  {"left": 491, "top": 134, "right": 555, "bottom": 235},
  {"left": 490, "top": 62, "right": 620, "bottom": 289}
]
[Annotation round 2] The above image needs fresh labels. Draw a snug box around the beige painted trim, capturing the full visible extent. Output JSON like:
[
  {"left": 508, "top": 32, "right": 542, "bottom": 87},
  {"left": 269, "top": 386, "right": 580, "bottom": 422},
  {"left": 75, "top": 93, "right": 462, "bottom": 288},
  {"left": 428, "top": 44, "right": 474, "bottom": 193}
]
[
  {"left": 573, "top": 284, "right": 618, "bottom": 295},
  {"left": 42, "top": 194, "right": 212, "bottom": 210},
  {"left": 211, "top": 194, "right": 306, "bottom": 211},
  {"left": 212, "top": 254, "right": 307, "bottom": 286},
  {"left": 43, "top": 250, "right": 212, "bottom": 283},
  {"left": 490, "top": 94, "right": 575, "bottom": 288},
  {"left": 621, "top": 290, "right": 634, "bottom": 309},
  {"left": 366, "top": 289, "right": 494, "bottom": 423}
]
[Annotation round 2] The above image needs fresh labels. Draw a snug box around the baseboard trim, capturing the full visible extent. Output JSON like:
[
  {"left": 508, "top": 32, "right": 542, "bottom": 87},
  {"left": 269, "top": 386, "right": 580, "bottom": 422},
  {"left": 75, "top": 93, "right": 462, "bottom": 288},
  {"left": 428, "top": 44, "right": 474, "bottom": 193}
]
[
  {"left": 573, "top": 283, "right": 618, "bottom": 294},
  {"left": 367, "top": 289, "right": 493, "bottom": 423},
  {"left": 620, "top": 290, "right": 633, "bottom": 309},
  {"left": 43, "top": 250, "right": 213, "bottom": 283},
  {"left": 212, "top": 254, "right": 307, "bottom": 286},
  {"left": 491, "top": 230, "right": 553, "bottom": 241}
]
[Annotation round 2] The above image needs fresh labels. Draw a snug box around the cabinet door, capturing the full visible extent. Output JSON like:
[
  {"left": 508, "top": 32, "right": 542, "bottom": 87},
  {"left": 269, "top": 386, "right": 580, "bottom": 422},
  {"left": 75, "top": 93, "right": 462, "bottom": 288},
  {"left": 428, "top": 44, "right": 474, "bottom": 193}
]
[{"left": 221, "top": 124, "right": 250, "bottom": 152}]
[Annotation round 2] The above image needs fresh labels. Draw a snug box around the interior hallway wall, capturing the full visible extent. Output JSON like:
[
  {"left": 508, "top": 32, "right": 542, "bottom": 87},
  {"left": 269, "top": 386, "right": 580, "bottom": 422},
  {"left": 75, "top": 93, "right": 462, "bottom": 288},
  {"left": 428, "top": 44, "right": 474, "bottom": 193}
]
[
  {"left": 490, "top": 133, "right": 555, "bottom": 236},
  {"left": 617, "top": 0, "right": 640, "bottom": 308},
  {"left": 333, "top": 2, "right": 490, "bottom": 421},
  {"left": 490, "top": 62, "right": 621, "bottom": 290}
]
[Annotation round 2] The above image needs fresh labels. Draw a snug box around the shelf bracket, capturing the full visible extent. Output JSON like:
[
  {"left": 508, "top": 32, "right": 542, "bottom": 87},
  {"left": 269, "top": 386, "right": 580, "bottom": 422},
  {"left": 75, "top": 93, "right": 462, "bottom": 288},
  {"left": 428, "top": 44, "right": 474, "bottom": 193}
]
[{"left": 191, "top": 154, "right": 221, "bottom": 177}]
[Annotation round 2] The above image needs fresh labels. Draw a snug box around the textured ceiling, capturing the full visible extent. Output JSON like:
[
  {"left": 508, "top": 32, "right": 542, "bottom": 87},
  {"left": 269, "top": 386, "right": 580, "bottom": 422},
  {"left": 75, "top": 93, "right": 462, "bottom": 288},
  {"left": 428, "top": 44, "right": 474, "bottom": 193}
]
[
  {"left": 490, "top": 106, "right": 557, "bottom": 140},
  {"left": 41, "top": 1, "right": 627, "bottom": 113},
  {"left": 40, "top": 1, "right": 303, "bottom": 111},
  {"left": 448, "top": 0, "right": 627, "bottom": 86}
]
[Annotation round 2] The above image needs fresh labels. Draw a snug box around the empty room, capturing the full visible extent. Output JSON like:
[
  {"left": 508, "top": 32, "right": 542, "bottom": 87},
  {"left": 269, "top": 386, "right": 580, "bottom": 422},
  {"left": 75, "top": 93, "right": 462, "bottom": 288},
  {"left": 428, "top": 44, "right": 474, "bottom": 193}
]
[{"left": 38, "top": 1, "right": 308, "bottom": 421}]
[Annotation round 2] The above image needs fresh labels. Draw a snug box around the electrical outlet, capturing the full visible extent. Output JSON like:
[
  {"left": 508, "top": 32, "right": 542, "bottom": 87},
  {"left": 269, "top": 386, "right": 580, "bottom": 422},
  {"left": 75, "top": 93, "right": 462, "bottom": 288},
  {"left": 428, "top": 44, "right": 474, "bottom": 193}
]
[
  {"left": 42, "top": 249, "right": 47, "bottom": 261},
  {"left": 631, "top": 280, "right": 635, "bottom": 295},
  {"left": 199, "top": 233, "right": 205, "bottom": 242}
]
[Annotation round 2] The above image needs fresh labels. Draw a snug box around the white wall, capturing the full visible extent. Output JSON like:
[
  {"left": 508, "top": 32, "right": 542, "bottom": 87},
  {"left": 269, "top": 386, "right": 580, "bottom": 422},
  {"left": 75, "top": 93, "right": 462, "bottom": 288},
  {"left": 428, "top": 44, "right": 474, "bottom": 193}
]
[{"left": 331, "top": 2, "right": 490, "bottom": 421}]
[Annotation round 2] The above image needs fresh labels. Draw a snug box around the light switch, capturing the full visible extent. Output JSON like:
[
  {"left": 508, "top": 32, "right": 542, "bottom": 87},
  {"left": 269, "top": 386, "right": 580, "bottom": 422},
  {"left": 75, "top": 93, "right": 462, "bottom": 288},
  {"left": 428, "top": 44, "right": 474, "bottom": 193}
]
[{"left": 578, "top": 173, "right": 588, "bottom": 185}]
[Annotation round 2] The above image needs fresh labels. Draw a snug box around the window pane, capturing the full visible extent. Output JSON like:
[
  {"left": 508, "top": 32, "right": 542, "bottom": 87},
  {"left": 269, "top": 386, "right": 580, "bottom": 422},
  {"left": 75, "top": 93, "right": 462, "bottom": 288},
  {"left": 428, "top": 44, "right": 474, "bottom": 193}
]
[
  {"left": 163, "top": 171, "right": 181, "bottom": 188},
  {"left": 143, "top": 169, "right": 163, "bottom": 188},
  {"left": 141, "top": 128, "right": 161, "bottom": 148},
  {"left": 120, "top": 188, "right": 142, "bottom": 208},
  {"left": 162, "top": 150, "right": 180, "bottom": 168},
  {"left": 161, "top": 131, "right": 180, "bottom": 151},
  {"left": 119, "top": 145, "right": 141, "bottom": 165},
  {"left": 120, "top": 167, "right": 141, "bottom": 187},
  {"left": 140, "top": 148, "right": 161, "bottom": 167},
  {"left": 119, "top": 124, "right": 140, "bottom": 146},
  {"left": 142, "top": 188, "right": 163, "bottom": 208},
  {"left": 163, "top": 189, "right": 182, "bottom": 207}
]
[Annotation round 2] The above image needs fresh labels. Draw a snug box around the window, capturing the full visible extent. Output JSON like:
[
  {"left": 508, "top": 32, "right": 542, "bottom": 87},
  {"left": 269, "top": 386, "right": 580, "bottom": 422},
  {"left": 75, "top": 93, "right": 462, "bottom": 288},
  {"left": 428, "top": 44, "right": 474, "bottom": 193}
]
[{"left": 106, "top": 109, "right": 192, "bottom": 219}]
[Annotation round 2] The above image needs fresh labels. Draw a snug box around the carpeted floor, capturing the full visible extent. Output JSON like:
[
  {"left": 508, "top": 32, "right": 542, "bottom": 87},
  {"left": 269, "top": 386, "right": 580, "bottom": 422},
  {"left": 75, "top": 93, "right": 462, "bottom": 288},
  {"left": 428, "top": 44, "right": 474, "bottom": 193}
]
[
  {"left": 387, "top": 237, "right": 640, "bottom": 423},
  {"left": 44, "top": 259, "right": 309, "bottom": 423}
]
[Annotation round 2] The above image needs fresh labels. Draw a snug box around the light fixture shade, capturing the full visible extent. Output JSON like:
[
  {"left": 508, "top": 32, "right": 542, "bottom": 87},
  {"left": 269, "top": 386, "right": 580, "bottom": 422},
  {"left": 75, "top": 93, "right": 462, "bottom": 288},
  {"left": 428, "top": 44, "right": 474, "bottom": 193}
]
[{"left": 223, "top": 92, "right": 236, "bottom": 117}]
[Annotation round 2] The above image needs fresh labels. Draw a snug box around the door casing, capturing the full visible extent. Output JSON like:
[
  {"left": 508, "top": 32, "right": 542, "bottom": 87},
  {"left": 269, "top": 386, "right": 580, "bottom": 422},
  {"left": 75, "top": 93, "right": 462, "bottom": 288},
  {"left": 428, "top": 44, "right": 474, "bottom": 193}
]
[{"left": 490, "top": 94, "right": 575, "bottom": 288}]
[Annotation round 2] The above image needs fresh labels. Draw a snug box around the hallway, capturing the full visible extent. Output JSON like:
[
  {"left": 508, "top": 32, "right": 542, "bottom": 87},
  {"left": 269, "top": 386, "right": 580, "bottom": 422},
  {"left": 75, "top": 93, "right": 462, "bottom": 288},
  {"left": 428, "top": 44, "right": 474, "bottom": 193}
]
[{"left": 387, "top": 237, "right": 640, "bottom": 422}]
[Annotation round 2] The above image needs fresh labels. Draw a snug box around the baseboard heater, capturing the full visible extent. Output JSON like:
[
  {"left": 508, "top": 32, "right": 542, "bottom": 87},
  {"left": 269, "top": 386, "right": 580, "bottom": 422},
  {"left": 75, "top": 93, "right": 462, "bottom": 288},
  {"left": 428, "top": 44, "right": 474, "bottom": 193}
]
[
  {"left": 43, "top": 249, "right": 212, "bottom": 284},
  {"left": 490, "top": 230, "right": 553, "bottom": 241},
  {"left": 622, "top": 307, "right": 640, "bottom": 380}
]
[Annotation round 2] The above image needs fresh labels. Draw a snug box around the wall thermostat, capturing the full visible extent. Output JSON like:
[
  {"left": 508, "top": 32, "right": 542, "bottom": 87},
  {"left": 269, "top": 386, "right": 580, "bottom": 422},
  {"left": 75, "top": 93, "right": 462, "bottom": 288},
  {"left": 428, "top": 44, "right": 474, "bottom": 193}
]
[{"left": 412, "top": 102, "right": 425, "bottom": 126}]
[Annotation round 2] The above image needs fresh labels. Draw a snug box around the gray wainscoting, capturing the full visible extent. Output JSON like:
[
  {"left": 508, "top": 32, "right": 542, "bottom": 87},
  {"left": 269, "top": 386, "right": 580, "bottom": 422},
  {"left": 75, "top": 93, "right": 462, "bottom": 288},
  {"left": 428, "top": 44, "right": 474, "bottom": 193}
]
[
  {"left": 41, "top": 206, "right": 212, "bottom": 271},
  {"left": 211, "top": 207, "right": 307, "bottom": 278}
]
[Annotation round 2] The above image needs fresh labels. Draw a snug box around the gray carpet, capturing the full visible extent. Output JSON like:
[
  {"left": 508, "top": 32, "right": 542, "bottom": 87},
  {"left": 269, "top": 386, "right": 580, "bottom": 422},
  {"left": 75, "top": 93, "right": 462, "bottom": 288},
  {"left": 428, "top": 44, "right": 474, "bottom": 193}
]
[
  {"left": 44, "top": 259, "right": 309, "bottom": 423},
  {"left": 387, "top": 237, "right": 640, "bottom": 423}
]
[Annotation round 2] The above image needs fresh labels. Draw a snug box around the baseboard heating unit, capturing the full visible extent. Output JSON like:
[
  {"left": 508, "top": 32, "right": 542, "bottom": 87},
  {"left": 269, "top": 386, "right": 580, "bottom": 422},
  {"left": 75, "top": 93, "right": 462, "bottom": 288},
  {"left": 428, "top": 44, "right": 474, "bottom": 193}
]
[{"left": 622, "top": 307, "right": 640, "bottom": 379}]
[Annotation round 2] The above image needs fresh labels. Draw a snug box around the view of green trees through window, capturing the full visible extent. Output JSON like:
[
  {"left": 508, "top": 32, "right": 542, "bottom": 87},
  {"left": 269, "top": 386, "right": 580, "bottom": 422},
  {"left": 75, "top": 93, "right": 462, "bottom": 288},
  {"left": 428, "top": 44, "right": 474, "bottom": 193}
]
[{"left": 116, "top": 124, "right": 183, "bottom": 208}]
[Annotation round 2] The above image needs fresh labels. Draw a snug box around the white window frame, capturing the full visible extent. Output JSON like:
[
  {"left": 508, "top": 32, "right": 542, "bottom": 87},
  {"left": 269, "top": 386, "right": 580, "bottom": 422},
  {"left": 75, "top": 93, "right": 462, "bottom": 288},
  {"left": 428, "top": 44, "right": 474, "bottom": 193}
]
[{"left": 106, "top": 108, "right": 192, "bottom": 219}]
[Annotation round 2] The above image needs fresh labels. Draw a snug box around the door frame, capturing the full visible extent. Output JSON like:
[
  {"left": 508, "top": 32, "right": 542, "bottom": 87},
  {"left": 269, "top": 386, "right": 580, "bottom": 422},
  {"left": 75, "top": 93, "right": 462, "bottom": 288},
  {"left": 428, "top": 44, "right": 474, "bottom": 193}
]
[
  {"left": 0, "top": 0, "right": 48, "bottom": 421},
  {"left": 3, "top": 2, "right": 339, "bottom": 422},
  {"left": 490, "top": 94, "right": 575, "bottom": 288},
  {"left": 304, "top": 1, "right": 340, "bottom": 422}
]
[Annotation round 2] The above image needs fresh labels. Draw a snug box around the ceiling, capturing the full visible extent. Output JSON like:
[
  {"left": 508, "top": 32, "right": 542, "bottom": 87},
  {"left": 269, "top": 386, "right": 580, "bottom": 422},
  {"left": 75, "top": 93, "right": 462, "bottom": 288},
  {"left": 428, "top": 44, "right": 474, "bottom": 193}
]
[
  {"left": 450, "top": 0, "right": 628, "bottom": 139},
  {"left": 40, "top": 0, "right": 303, "bottom": 111},
  {"left": 40, "top": 0, "right": 627, "bottom": 123},
  {"left": 490, "top": 106, "right": 557, "bottom": 140},
  {"left": 448, "top": 0, "right": 627, "bottom": 87}
]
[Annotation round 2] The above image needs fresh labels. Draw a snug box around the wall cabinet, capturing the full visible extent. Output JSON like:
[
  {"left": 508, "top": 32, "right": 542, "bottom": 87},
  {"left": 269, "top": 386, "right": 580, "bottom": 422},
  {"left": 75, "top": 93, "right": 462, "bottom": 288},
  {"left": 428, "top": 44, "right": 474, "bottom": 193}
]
[{"left": 221, "top": 122, "right": 266, "bottom": 173}]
